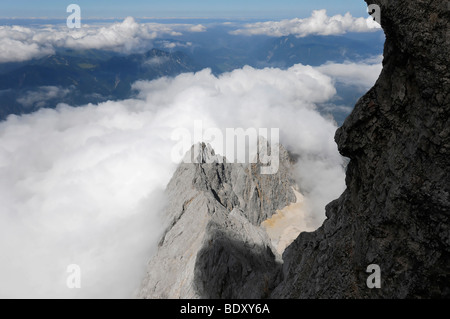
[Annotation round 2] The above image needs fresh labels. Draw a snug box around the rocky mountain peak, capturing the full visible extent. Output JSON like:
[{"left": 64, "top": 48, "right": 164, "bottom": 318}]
[{"left": 139, "top": 141, "right": 297, "bottom": 298}]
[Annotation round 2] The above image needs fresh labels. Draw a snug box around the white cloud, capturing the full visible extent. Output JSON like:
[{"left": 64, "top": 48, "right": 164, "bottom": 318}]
[
  {"left": 17, "top": 86, "right": 71, "bottom": 108},
  {"left": 315, "top": 58, "right": 383, "bottom": 89},
  {"left": 0, "top": 26, "right": 55, "bottom": 63},
  {"left": 156, "top": 40, "right": 193, "bottom": 50},
  {"left": 0, "top": 18, "right": 207, "bottom": 63},
  {"left": 319, "top": 104, "right": 353, "bottom": 114},
  {"left": 0, "top": 61, "right": 377, "bottom": 298},
  {"left": 231, "top": 9, "right": 381, "bottom": 37},
  {"left": 144, "top": 56, "right": 170, "bottom": 66},
  {"left": 188, "top": 24, "right": 207, "bottom": 32}
]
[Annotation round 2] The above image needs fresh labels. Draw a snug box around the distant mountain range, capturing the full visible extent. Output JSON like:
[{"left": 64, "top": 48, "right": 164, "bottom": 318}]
[
  {"left": 256, "top": 34, "right": 380, "bottom": 67},
  {"left": 0, "top": 32, "right": 384, "bottom": 121},
  {"left": 161, "top": 30, "right": 384, "bottom": 72},
  {"left": 0, "top": 49, "right": 199, "bottom": 120}
]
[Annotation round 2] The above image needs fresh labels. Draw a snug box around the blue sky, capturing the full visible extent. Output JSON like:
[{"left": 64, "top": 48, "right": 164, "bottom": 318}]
[{"left": 2, "top": 0, "right": 370, "bottom": 19}]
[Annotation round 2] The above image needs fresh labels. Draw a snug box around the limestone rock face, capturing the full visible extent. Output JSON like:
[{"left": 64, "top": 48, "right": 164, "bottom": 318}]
[
  {"left": 271, "top": 0, "right": 450, "bottom": 298},
  {"left": 139, "top": 143, "right": 295, "bottom": 298}
]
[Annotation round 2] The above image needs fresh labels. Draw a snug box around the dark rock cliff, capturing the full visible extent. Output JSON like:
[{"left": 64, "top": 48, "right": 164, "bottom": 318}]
[
  {"left": 271, "top": 0, "right": 450, "bottom": 298},
  {"left": 140, "top": 0, "right": 449, "bottom": 299}
]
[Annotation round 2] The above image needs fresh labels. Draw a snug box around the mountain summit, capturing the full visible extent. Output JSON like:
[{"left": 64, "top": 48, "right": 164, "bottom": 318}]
[{"left": 139, "top": 142, "right": 297, "bottom": 298}]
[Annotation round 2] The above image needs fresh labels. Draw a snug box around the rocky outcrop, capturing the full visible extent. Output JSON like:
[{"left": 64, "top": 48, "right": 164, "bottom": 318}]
[
  {"left": 271, "top": 0, "right": 450, "bottom": 298},
  {"left": 140, "top": 0, "right": 449, "bottom": 299},
  {"left": 139, "top": 143, "right": 296, "bottom": 298}
]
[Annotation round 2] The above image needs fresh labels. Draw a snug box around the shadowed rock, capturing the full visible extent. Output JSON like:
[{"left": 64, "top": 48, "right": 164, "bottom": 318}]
[
  {"left": 271, "top": 0, "right": 450, "bottom": 298},
  {"left": 139, "top": 142, "right": 295, "bottom": 298},
  {"left": 140, "top": 0, "right": 449, "bottom": 299}
]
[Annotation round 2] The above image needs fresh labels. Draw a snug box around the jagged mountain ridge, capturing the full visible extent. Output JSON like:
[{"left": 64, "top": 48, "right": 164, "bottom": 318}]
[{"left": 139, "top": 143, "right": 296, "bottom": 298}]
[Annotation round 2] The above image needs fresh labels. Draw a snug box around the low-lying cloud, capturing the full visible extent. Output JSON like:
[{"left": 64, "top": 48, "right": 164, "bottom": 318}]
[
  {"left": 316, "top": 57, "right": 383, "bottom": 89},
  {"left": 231, "top": 9, "right": 381, "bottom": 37},
  {"left": 17, "top": 86, "right": 71, "bottom": 108},
  {"left": 0, "top": 17, "right": 206, "bottom": 63},
  {"left": 0, "top": 59, "right": 381, "bottom": 298}
]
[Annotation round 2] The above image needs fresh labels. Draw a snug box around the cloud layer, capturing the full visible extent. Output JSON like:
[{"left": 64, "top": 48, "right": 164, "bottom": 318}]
[
  {"left": 0, "top": 59, "right": 382, "bottom": 298},
  {"left": 231, "top": 9, "right": 381, "bottom": 37},
  {"left": 316, "top": 57, "right": 383, "bottom": 89},
  {"left": 17, "top": 86, "right": 71, "bottom": 108},
  {"left": 0, "top": 10, "right": 382, "bottom": 63},
  {"left": 0, "top": 17, "right": 206, "bottom": 63}
]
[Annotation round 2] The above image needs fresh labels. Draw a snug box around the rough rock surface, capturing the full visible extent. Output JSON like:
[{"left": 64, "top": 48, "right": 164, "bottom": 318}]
[
  {"left": 271, "top": 0, "right": 450, "bottom": 298},
  {"left": 139, "top": 143, "right": 295, "bottom": 298}
]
